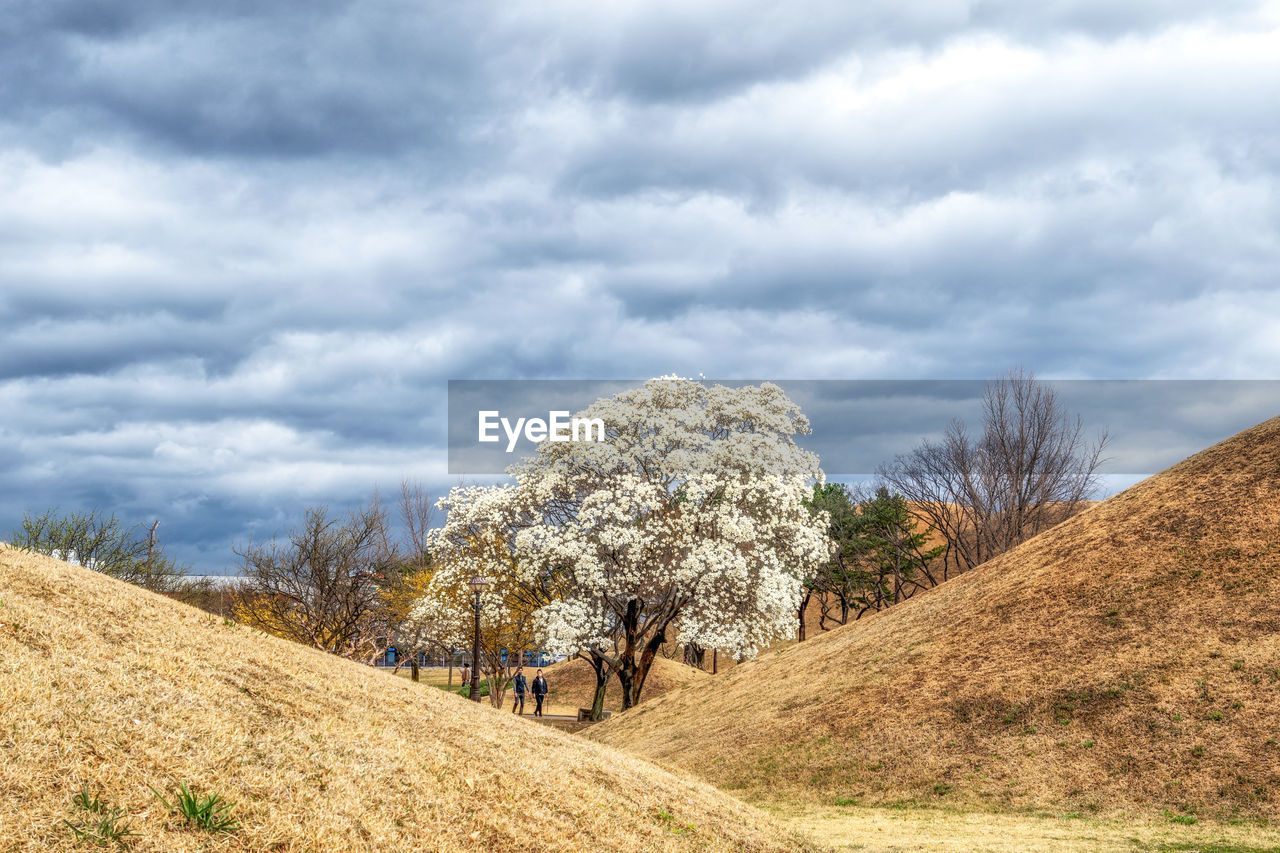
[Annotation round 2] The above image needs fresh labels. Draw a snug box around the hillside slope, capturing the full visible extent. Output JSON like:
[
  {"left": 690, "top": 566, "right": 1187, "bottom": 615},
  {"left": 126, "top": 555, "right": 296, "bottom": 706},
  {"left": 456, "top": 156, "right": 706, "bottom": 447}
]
[
  {"left": 541, "top": 656, "right": 712, "bottom": 715},
  {"left": 591, "top": 415, "right": 1280, "bottom": 818},
  {"left": 0, "top": 547, "right": 821, "bottom": 852}
]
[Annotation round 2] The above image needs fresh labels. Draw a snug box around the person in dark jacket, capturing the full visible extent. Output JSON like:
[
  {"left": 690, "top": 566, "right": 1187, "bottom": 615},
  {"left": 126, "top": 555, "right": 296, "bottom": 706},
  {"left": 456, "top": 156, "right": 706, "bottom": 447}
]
[
  {"left": 511, "top": 667, "right": 528, "bottom": 714},
  {"left": 531, "top": 669, "right": 549, "bottom": 717}
]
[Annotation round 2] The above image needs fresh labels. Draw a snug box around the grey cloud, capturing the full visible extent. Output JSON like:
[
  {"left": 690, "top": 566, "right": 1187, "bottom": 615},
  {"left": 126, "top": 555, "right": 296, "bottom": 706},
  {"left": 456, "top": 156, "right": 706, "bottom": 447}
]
[
  {"left": 2, "top": 2, "right": 1279, "bottom": 572},
  {"left": 4, "top": 2, "right": 505, "bottom": 160}
]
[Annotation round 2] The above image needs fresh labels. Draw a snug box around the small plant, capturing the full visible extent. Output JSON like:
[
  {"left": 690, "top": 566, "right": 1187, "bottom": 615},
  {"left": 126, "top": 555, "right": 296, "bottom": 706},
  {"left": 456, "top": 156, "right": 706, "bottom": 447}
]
[
  {"left": 932, "top": 782, "right": 951, "bottom": 796},
  {"left": 1162, "top": 809, "right": 1198, "bottom": 825},
  {"left": 150, "top": 783, "right": 240, "bottom": 834},
  {"left": 71, "top": 783, "right": 109, "bottom": 815},
  {"left": 1191, "top": 745, "right": 1206, "bottom": 758},
  {"left": 1081, "top": 740, "right": 1095, "bottom": 749},
  {"left": 833, "top": 796, "right": 858, "bottom": 806},
  {"left": 64, "top": 813, "right": 137, "bottom": 849},
  {"left": 1207, "top": 710, "right": 1224, "bottom": 721},
  {"left": 63, "top": 784, "right": 137, "bottom": 849},
  {"left": 655, "top": 808, "right": 694, "bottom": 835}
]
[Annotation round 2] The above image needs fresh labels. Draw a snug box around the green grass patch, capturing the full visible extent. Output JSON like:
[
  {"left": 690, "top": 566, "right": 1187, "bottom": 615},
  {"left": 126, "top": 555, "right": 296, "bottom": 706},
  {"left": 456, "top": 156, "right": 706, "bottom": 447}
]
[
  {"left": 1162, "top": 808, "right": 1199, "bottom": 825},
  {"left": 655, "top": 808, "right": 695, "bottom": 835},
  {"left": 63, "top": 783, "right": 137, "bottom": 849},
  {"left": 150, "top": 783, "right": 240, "bottom": 834}
]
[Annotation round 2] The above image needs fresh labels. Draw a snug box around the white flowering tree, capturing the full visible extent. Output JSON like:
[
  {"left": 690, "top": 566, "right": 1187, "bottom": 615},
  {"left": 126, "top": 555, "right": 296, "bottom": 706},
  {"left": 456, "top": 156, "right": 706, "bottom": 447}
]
[
  {"left": 407, "top": 485, "right": 549, "bottom": 708},
  {"left": 513, "top": 378, "right": 831, "bottom": 711}
]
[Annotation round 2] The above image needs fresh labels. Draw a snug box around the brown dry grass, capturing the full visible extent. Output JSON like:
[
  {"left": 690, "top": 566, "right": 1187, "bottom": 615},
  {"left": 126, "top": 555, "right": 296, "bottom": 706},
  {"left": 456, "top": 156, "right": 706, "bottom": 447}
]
[
  {"left": 774, "top": 802, "right": 1280, "bottom": 852},
  {"left": 591, "top": 414, "right": 1280, "bottom": 819},
  {"left": 0, "top": 547, "right": 824, "bottom": 853},
  {"left": 538, "top": 656, "right": 713, "bottom": 716}
]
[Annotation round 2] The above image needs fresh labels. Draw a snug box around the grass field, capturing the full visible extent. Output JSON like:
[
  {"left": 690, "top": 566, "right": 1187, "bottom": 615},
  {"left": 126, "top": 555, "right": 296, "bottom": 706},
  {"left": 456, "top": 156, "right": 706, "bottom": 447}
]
[
  {"left": 770, "top": 803, "right": 1280, "bottom": 852},
  {"left": 0, "top": 545, "right": 821, "bottom": 853}
]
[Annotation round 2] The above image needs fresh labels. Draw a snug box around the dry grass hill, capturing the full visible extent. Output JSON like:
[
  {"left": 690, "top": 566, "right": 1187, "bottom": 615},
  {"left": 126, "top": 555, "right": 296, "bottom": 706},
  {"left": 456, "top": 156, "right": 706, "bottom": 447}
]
[
  {"left": 541, "top": 656, "right": 712, "bottom": 715},
  {"left": 0, "top": 547, "right": 822, "bottom": 853},
  {"left": 590, "top": 414, "right": 1280, "bottom": 820}
]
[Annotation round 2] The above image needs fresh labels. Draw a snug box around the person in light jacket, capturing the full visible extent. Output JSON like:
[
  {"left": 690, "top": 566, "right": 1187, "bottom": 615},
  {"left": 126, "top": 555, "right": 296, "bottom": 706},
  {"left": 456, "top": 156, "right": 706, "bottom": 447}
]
[
  {"left": 531, "top": 669, "right": 549, "bottom": 717},
  {"left": 511, "top": 667, "right": 528, "bottom": 714}
]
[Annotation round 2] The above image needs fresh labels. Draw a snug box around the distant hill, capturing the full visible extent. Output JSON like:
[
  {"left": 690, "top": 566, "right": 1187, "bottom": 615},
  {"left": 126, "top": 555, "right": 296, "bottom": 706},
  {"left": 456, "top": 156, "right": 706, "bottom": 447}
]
[
  {"left": 591, "top": 415, "right": 1280, "bottom": 818},
  {"left": 0, "top": 547, "right": 820, "bottom": 852}
]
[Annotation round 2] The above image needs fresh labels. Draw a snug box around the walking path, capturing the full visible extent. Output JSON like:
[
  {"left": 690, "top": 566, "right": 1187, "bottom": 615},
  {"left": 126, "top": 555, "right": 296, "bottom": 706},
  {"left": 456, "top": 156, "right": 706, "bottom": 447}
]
[{"left": 520, "top": 713, "right": 597, "bottom": 733}]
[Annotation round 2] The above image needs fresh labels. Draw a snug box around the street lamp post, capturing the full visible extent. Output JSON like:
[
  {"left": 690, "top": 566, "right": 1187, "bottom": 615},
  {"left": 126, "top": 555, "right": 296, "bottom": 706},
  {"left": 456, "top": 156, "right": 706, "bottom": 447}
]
[{"left": 468, "top": 575, "right": 490, "bottom": 702}]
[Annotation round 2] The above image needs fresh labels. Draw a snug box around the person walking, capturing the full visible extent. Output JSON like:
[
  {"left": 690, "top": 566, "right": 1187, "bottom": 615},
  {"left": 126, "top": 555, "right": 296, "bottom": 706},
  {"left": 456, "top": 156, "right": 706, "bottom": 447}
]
[
  {"left": 531, "top": 669, "right": 548, "bottom": 717},
  {"left": 511, "top": 667, "right": 528, "bottom": 714},
  {"left": 460, "top": 664, "right": 471, "bottom": 692}
]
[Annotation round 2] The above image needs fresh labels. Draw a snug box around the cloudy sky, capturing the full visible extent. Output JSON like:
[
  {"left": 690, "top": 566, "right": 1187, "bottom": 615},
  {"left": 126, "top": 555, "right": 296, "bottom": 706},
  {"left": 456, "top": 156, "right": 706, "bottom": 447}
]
[{"left": 3, "top": 1, "right": 1279, "bottom": 573}]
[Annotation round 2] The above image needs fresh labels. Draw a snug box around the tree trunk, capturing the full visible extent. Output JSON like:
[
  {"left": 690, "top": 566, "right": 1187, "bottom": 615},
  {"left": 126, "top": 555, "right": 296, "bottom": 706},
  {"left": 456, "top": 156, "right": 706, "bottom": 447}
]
[
  {"left": 586, "top": 653, "right": 610, "bottom": 721},
  {"left": 683, "top": 642, "right": 705, "bottom": 669},
  {"left": 630, "top": 630, "right": 665, "bottom": 706},
  {"left": 410, "top": 657, "right": 420, "bottom": 682},
  {"left": 616, "top": 669, "right": 634, "bottom": 710},
  {"left": 618, "top": 598, "right": 640, "bottom": 710},
  {"left": 798, "top": 588, "right": 813, "bottom": 641},
  {"left": 614, "top": 597, "right": 680, "bottom": 708}
]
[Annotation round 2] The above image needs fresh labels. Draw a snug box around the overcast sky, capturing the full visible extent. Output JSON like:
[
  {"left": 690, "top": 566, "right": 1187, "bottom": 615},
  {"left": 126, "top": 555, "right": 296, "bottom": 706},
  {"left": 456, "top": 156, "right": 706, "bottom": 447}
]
[{"left": 3, "top": 2, "right": 1279, "bottom": 573}]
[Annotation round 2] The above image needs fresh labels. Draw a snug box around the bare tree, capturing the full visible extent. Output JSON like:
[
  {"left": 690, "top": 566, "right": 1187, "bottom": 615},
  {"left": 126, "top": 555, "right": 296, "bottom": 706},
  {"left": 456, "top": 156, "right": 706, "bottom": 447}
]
[
  {"left": 878, "top": 370, "right": 1108, "bottom": 573},
  {"left": 382, "top": 481, "right": 437, "bottom": 681},
  {"left": 398, "top": 480, "right": 433, "bottom": 566},
  {"left": 233, "top": 504, "right": 395, "bottom": 658}
]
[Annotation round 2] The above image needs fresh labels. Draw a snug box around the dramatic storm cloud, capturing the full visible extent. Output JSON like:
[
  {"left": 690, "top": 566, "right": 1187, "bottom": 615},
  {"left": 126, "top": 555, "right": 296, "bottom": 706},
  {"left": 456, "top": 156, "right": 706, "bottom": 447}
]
[{"left": 2, "top": 2, "right": 1279, "bottom": 572}]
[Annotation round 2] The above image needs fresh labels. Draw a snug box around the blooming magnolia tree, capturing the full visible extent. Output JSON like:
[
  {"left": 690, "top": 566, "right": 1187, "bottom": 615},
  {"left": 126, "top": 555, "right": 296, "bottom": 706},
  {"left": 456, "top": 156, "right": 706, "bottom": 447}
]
[
  {"left": 406, "top": 485, "right": 548, "bottom": 708},
  {"left": 513, "top": 377, "right": 830, "bottom": 710}
]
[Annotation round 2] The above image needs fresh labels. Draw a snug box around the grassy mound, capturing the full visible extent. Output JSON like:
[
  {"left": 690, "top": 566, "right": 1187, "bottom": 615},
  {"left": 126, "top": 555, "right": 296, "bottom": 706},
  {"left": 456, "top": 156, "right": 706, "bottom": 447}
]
[
  {"left": 0, "top": 547, "right": 821, "bottom": 852},
  {"left": 591, "top": 414, "right": 1280, "bottom": 819},
  {"left": 540, "top": 656, "right": 712, "bottom": 715}
]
